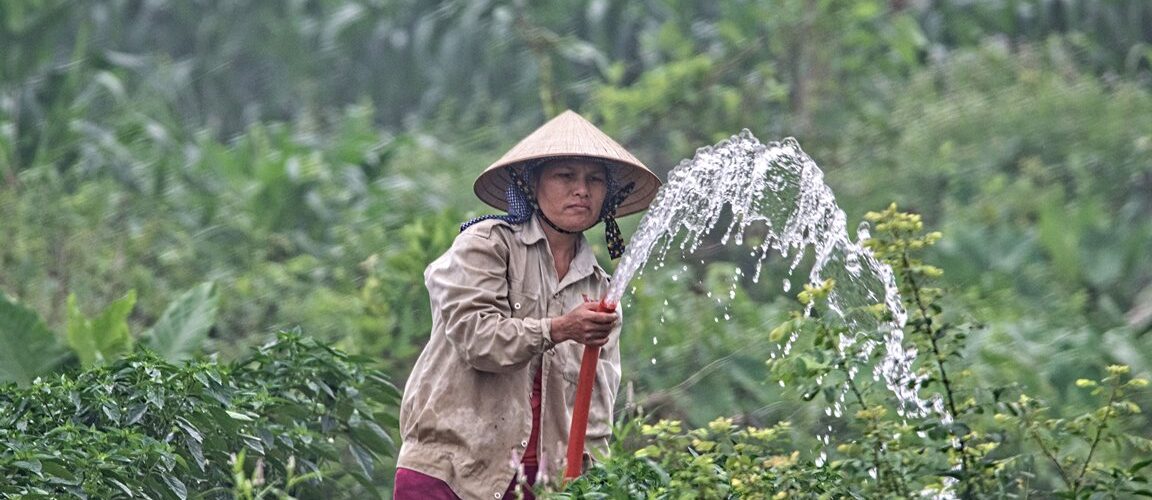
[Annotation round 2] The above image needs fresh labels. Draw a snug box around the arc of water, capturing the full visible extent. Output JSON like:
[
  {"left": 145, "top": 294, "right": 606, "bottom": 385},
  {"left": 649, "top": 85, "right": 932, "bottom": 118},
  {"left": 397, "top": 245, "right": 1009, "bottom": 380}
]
[
  {"left": 613, "top": 130, "right": 940, "bottom": 413},
  {"left": 567, "top": 130, "right": 944, "bottom": 479}
]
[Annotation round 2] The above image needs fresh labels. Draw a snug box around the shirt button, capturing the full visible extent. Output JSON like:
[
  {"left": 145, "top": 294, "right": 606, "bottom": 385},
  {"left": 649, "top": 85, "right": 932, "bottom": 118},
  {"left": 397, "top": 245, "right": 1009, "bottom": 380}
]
[
  {"left": 513, "top": 303, "right": 522, "bottom": 310},
  {"left": 494, "top": 493, "right": 502, "bottom": 498},
  {"left": 521, "top": 440, "right": 528, "bottom": 447}
]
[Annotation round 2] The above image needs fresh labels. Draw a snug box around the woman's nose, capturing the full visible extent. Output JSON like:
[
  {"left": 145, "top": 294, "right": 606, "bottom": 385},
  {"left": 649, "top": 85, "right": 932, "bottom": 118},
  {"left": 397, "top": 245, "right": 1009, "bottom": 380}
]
[{"left": 573, "top": 179, "right": 590, "bottom": 197}]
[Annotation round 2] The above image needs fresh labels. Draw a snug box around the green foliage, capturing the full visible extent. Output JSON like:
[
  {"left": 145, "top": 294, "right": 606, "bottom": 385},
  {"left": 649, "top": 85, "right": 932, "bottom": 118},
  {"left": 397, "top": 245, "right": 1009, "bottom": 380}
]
[
  {"left": 337, "top": 210, "right": 459, "bottom": 374},
  {"left": 616, "top": 262, "right": 791, "bottom": 425},
  {"left": 229, "top": 448, "right": 323, "bottom": 500},
  {"left": 1003, "top": 365, "right": 1152, "bottom": 497},
  {"left": 561, "top": 207, "right": 1151, "bottom": 498},
  {"left": 0, "top": 331, "right": 400, "bottom": 499},
  {"left": 3, "top": 4, "right": 1152, "bottom": 496},
  {"left": 0, "top": 294, "right": 69, "bottom": 386},
  {"left": 915, "top": 0, "right": 1152, "bottom": 81},
  {"left": 66, "top": 289, "right": 136, "bottom": 368},
  {"left": 143, "top": 282, "right": 220, "bottom": 362},
  {"left": 0, "top": 282, "right": 219, "bottom": 385},
  {"left": 561, "top": 418, "right": 843, "bottom": 499}
]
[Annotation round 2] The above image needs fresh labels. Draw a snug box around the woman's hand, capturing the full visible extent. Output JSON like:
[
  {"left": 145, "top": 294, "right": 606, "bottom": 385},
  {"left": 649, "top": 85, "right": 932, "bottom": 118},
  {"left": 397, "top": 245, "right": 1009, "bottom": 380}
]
[{"left": 550, "top": 302, "right": 618, "bottom": 347}]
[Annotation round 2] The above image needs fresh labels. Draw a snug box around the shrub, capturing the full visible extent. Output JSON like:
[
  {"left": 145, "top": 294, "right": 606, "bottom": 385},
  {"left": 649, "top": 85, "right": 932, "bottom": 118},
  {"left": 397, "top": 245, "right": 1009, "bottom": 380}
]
[
  {"left": 558, "top": 206, "right": 1151, "bottom": 498},
  {"left": 0, "top": 331, "right": 399, "bottom": 499}
]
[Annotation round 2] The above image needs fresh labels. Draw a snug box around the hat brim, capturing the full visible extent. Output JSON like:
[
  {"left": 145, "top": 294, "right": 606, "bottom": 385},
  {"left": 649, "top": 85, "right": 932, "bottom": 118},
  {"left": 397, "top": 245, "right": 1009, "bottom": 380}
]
[
  {"left": 473, "top": 110, "right": 663, "bottom": 217},
  {"left": 474, "top": 155, "right": 661, "bottom": 218}
]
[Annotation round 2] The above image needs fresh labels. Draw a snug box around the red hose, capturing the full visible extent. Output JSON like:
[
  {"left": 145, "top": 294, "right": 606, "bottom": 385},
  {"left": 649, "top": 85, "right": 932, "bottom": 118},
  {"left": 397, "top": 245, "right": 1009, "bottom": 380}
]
[{"left": 564, "top": 299, "right": 616, "bottom": 480}]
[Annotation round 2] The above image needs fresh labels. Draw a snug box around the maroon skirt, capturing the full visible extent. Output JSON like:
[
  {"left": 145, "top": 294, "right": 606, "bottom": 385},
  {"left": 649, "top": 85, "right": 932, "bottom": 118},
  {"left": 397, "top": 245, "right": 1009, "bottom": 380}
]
[{"left": 393, "top": 466, "right": 538, "bottom": 500}]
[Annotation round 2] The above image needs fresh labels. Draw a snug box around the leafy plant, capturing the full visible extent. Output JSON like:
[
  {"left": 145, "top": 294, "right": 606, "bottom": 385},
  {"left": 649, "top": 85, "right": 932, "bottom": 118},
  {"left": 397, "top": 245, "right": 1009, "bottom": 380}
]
[
  {"left": 143, "top": 281, "right": 220, "bottom": 362},
  {"left": 66, "top": 289, "right": 137, "bottom": 368},
  {"left": 0, "top": 294, "right": 69, "bottom": 385},
  {"left": 0, "top": 331, "right": 400, "bottom": 499},
  {"left": 0, "top": 282, "right": 218, "bottom": 385},
  {"left": 555, "top": 206, "right": 1151, "bottom": 498}
]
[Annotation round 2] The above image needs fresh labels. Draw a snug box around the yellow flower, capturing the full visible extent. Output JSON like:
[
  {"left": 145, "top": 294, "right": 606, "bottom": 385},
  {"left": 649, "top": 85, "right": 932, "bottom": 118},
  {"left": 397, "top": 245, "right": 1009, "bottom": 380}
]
[
  {"left": 1107, "top": 365, "right": 1130, "bottom": 376},
  {"left": 708, "top": 417, "right": 734, "bottom": 434}
]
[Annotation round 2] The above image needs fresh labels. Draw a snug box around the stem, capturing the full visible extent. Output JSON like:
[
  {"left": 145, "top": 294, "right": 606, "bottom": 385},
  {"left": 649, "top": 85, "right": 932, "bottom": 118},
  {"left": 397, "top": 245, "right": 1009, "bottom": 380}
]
[
  {"left": 845, "top": 367, "right": 909, "bottom": 497},
  {"left": 1073, "top": 382, "right": 1119, "bottom": 493},
  {"left": 899, "top": 239, "right": 973, "bottom": 496},
  {"left": 1028, "top": 425, "right": 1074, "bottom": 490},
  {"left": 900, "top": 251, "right": 958, "bottom": 416}
]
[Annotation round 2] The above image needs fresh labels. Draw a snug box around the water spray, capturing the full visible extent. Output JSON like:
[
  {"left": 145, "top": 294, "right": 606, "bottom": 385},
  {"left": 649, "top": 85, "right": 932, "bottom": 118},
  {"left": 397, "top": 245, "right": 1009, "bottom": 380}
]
[{"left": 564, "top": 130, "right": 942, "bottom": 480}]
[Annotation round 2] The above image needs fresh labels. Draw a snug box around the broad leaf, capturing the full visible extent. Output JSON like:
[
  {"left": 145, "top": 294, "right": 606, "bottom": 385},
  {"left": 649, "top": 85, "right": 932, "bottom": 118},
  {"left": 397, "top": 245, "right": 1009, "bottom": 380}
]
[
  {"left": 144, "top": 282, "right": 218, "bottom": 361},
  {"left": 66, "top": 291, "right": 136, "bottom": 368},
  {"left": 0, "top": 294, "right": 69, "bottom": 385}
]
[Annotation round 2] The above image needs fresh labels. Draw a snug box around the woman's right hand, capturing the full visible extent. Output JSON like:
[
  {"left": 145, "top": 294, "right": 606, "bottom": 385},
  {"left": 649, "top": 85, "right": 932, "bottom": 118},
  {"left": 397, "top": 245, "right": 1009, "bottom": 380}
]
[{"left": 550, "top": 302, "right": 618, "bottom": 347}]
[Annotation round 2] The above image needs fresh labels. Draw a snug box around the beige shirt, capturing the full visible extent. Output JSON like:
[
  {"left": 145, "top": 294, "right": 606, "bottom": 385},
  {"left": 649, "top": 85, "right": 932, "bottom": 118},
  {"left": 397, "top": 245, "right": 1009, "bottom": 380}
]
[{"left": 396, "top": 216, "right": 622, "bottom": 499}]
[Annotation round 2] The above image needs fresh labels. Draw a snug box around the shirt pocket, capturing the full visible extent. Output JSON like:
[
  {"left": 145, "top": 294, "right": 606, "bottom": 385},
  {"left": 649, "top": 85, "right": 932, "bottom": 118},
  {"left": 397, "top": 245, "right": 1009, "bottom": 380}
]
[{"left": 507, "top": 289, "right": 540, "bottom": 319}]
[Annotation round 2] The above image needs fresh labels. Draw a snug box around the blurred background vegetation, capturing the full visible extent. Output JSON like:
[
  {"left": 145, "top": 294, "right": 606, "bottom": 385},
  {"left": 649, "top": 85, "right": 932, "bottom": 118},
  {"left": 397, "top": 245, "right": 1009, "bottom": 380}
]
[{"left": 2, "top": 0, "right": 1152, "bottom": 496}]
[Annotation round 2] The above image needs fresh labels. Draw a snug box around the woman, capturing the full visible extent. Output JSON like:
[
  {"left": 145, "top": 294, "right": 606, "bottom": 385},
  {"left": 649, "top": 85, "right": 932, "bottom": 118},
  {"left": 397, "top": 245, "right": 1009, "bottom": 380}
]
[{"left": 394, "top": 110, "right": 661, "bottom": 499}]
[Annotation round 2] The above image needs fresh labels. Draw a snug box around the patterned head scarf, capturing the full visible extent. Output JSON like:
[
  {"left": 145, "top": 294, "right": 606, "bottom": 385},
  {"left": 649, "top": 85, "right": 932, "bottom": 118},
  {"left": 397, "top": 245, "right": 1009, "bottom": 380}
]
[{"left": 460, "top": 161, "right": 636, "bottom": 259}]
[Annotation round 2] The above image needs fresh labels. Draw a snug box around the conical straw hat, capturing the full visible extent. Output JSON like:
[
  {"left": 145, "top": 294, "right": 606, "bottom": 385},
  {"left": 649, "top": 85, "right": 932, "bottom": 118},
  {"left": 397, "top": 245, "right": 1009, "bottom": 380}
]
[{"left": 474, "top": 110, "right": 662, "bottom": 217}]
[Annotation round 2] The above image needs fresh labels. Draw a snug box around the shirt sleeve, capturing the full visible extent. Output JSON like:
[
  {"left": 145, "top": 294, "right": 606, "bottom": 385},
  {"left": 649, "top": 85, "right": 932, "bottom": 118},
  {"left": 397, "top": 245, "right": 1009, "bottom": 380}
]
[{"left": 424, "top": 226, "right": 552, "bottom": 373}]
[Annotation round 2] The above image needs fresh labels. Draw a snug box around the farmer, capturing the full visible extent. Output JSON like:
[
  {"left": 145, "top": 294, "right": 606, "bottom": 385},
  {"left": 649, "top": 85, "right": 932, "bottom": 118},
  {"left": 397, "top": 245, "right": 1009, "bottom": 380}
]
[{"left": 393, "top": 110, "right": 661, "bottom": 499}]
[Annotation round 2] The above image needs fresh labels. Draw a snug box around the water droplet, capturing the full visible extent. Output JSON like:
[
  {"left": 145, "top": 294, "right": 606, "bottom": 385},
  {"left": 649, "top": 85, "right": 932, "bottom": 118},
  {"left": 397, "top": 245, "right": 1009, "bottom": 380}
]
[
  {"left": 650, "top": 358, "right": 657, "bottom": 365},
  {"left": 652, "top": 337, "right": 658, "bottom": 345},
  {"left": 782, "top": 279, "right": 791, "bottom": 292}
]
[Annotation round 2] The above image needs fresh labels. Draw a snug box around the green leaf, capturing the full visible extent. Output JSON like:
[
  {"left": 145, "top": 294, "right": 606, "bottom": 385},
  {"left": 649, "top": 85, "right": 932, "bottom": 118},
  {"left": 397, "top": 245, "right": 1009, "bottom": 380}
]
[
  {"left": 175, "top": 416, "right": 203, "bottom": 443},
  {"left": 348, "top": 442, "right": 374, "bottom": 478},
  {"left": 66, "top": 291, "right": 137, "bottom": 368},
  {"left": 0, "top": 295, "right": 69, "bottom": 385},
  {"left": 143, "top": 282, "right": 219, "bottom": 361},
  {"left": 39, "top": 460, "right": 78, "bottom": 485},
  {"left": 162, "top": 473, "right": 187, "bottom": 500},
  {"left": 348, "top": 413, "right": 395, "bottom": 456},
  {"left": 226, "top": 410, "right": 255, "bottom": 422},
  {"left": 1131, "top": 458, "right": 1152, "bottom": 474},
  {"left": 13, "top": 459, "right": 42, "bottom": 475}
]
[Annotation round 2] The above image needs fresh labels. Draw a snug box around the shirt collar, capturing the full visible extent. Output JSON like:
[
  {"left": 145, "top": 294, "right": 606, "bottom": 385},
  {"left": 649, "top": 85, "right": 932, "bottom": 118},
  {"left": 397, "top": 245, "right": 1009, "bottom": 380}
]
[{"left": 517, "top": 215, "right": 608, "bottom": 283}]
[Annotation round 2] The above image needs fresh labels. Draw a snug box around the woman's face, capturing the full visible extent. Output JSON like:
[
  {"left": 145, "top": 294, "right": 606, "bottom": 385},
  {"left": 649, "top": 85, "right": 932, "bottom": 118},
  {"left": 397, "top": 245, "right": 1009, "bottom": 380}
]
[{"left": 534, "top": 159, "right": 608, "bottom": 232}]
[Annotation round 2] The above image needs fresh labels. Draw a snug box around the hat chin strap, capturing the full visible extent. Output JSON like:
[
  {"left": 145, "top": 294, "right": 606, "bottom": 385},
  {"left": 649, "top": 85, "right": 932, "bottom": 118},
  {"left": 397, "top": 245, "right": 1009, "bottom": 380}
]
[{"left": 537, "top": 211, "right": 595, "bottom": 235}]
